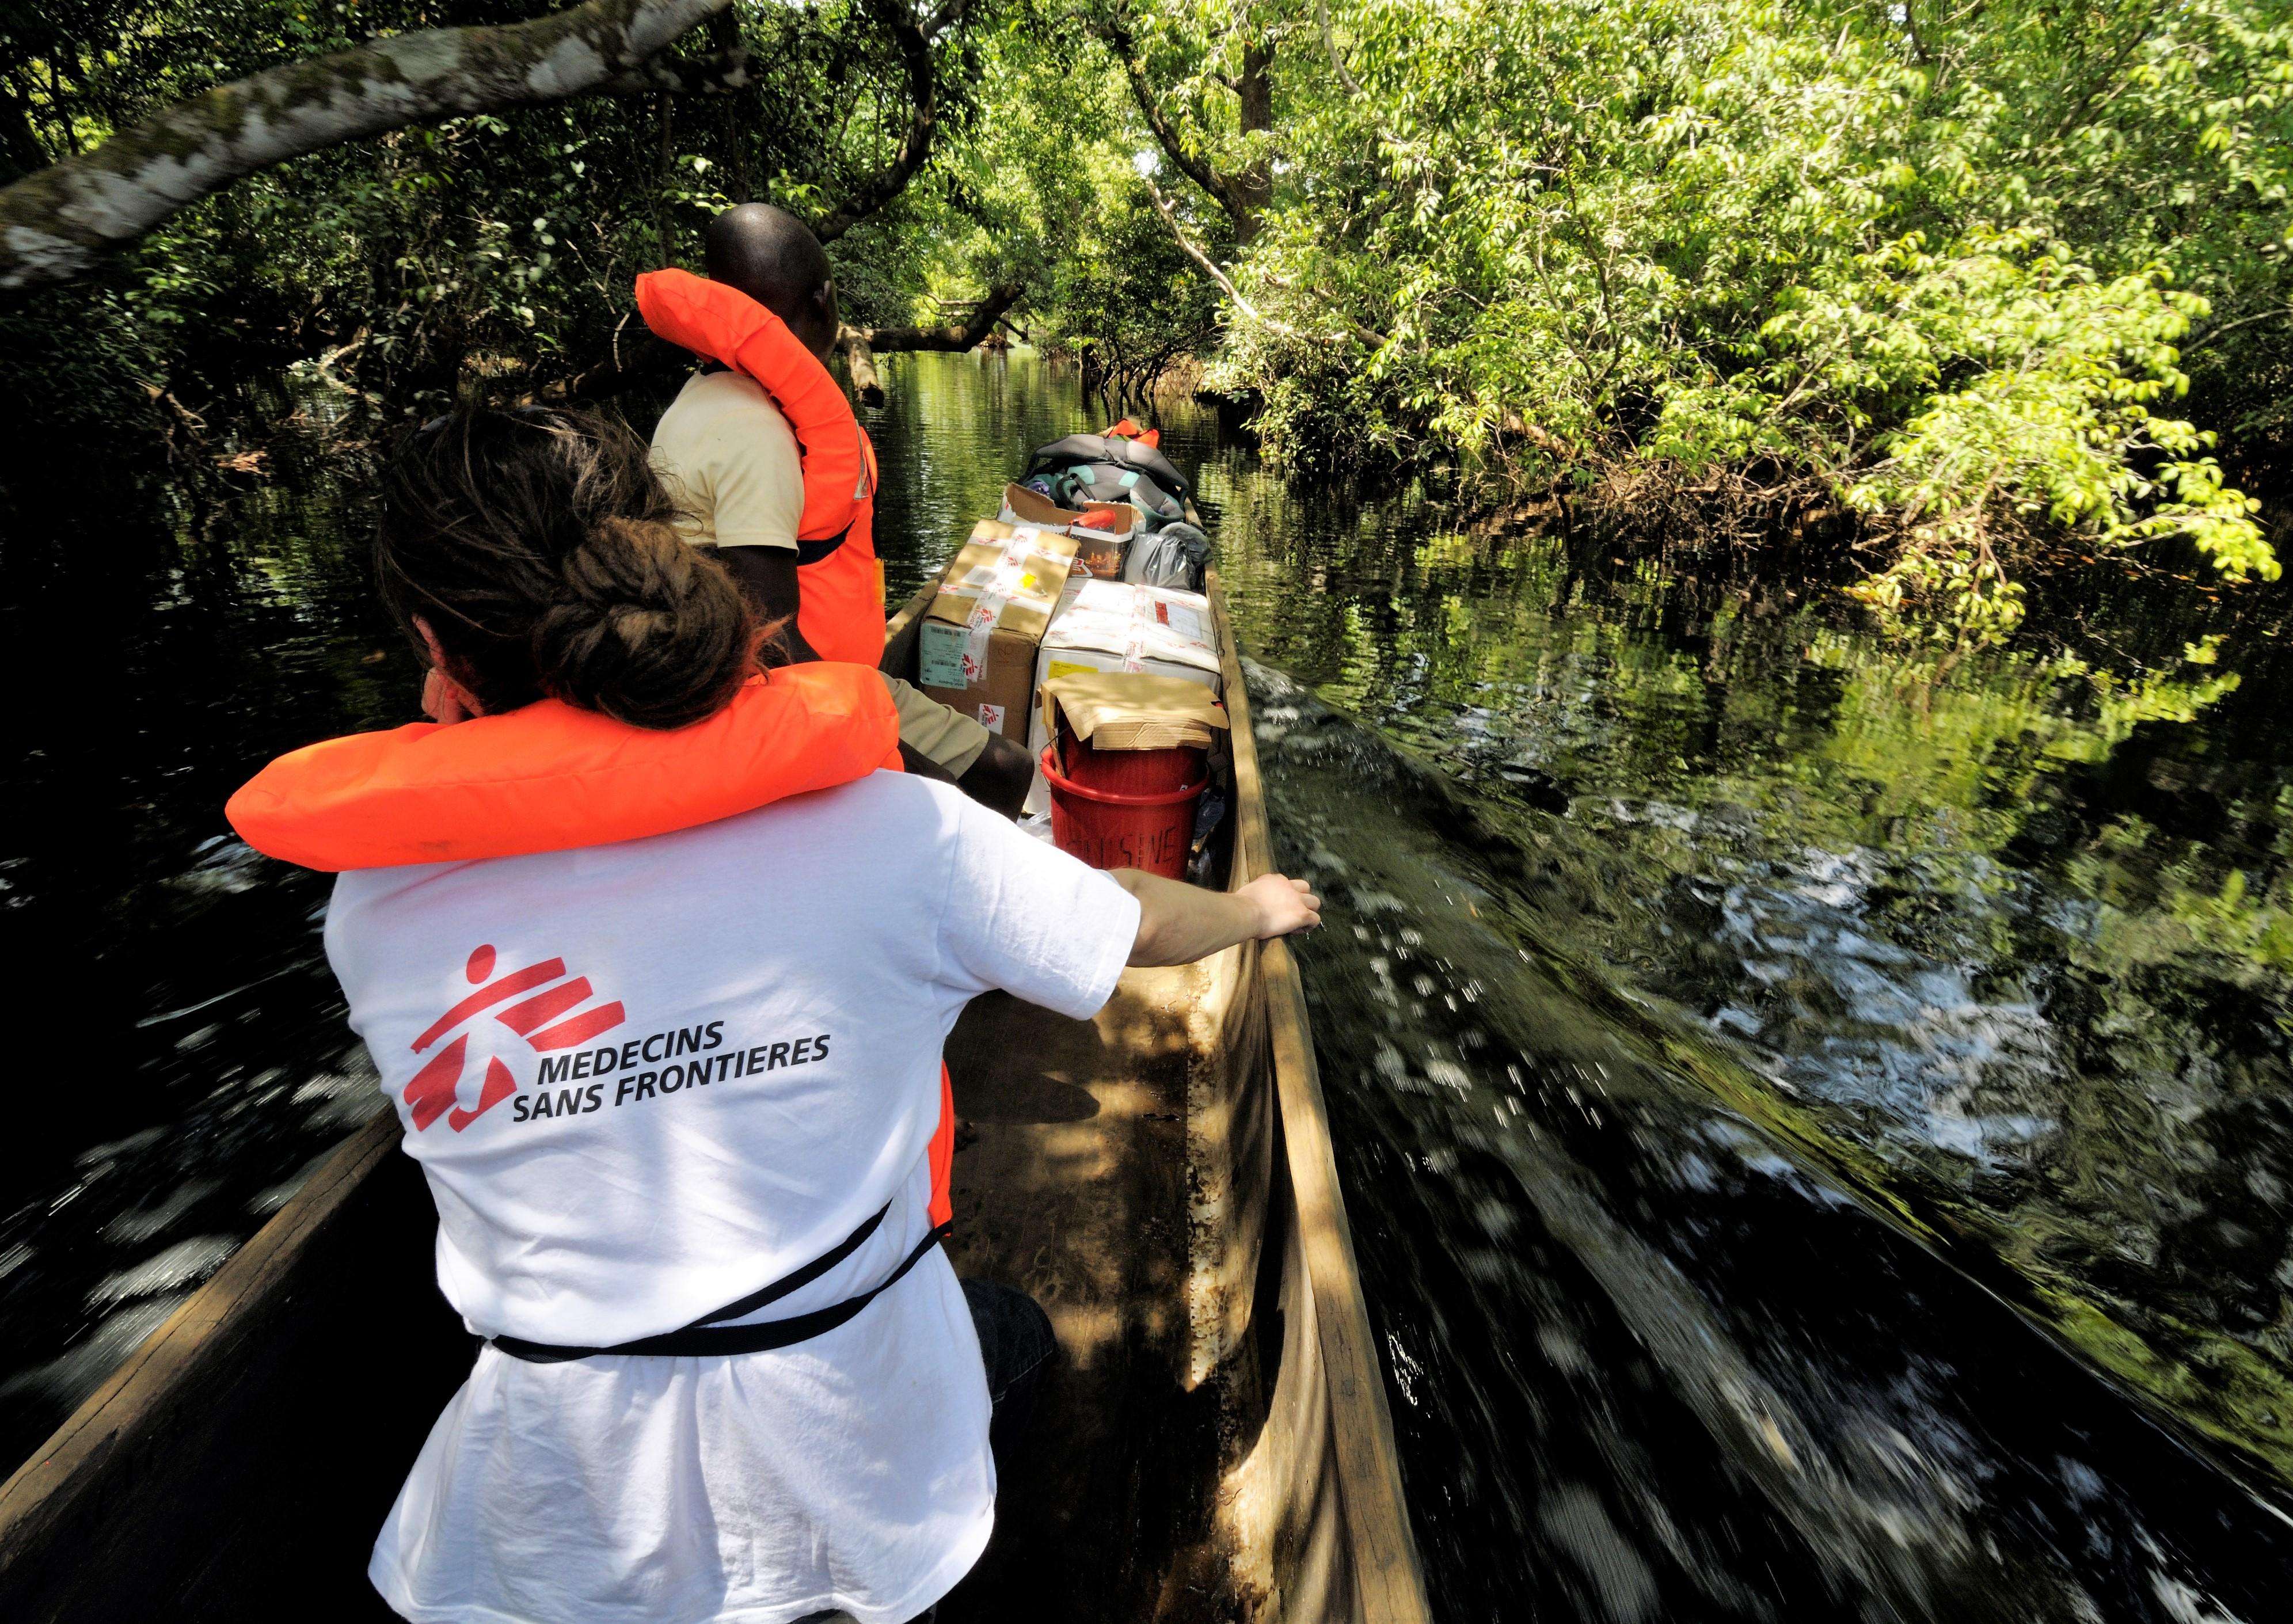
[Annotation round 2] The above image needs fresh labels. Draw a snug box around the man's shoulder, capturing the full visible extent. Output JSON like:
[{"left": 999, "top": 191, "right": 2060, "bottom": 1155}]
[{"left": 655, "top": 369, "right": 794, "bottom": 446}]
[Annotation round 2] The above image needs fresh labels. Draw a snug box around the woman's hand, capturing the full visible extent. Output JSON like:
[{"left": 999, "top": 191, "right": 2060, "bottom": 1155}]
[
  {"left": 1238, "top": 873, "right": 1322, "bottom": 938},
  {"left": 1118, "top": 869, "right": 1323, "bottom": 967}
]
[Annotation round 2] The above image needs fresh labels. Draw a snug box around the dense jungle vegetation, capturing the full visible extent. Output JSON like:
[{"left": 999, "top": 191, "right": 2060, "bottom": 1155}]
[{"left": 1, "top": 0, "right": 2289, "bottom": 638}]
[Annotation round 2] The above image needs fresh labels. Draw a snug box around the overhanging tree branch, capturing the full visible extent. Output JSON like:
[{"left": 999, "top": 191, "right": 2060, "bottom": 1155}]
[
  {"left": 1102, "top": 16, "right": 1234, "bottom": 217},
  {"left": 1316, "top": 0, "right": 1364, "bottom": 97},
  {"left": 0, "top": 0, "right": 737, "bottom": 292},
  {"left": 2186, "top": 302, "right": 2293, "bottom": 356},
  {"left": 1096, "top": 9, "right": 1271, "bottom": 243},
  {"left": 838, "top": 281, "right": 1024, "bottom": 402},
  {"left": 1140, "top": 172, "right": 1279, "bottom": 326},
  {"left": 1142, "top": 171, "right": 1380, "bottom": 349},
  {"left": 814, "top": 0, "right": 965, "bottom": 244}
]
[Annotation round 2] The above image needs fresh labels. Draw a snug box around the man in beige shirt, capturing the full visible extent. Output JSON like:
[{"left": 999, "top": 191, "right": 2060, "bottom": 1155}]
[{"left": 651, "top": 204, "right": 1031, "bottom": 812}]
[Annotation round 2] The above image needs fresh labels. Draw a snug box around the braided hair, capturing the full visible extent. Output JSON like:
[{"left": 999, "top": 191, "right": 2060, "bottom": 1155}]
[{"left": 377, "top": 406, "right": 756, "bottom": 731}]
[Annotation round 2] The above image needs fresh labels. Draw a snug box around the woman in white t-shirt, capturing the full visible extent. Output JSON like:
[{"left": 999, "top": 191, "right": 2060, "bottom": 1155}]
[{"left": 226, "top": 406, "right": 1319, "bottom": 1624}]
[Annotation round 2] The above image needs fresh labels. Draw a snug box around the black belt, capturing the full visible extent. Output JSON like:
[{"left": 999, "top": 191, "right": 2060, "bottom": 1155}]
[
  {"left": 794, "top": 526, "right": 850, "bottom": 566},
  {"left": 489, "top": 1203, "right": 951, "bottom": 1364}
]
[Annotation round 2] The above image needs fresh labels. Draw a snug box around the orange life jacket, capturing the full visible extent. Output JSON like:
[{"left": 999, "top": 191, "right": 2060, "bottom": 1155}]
[
  {"left": 637, "top": 270, "right": 885, "bottom": 667},
  {"left": 228, "top": 662, "right": 957, "bottom": 1229}
]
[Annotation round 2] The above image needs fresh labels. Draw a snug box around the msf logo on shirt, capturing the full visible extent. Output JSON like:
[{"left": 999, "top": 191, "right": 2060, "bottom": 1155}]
[{"left": 403, "top": 944, "right": 628, "bottom": 1133}]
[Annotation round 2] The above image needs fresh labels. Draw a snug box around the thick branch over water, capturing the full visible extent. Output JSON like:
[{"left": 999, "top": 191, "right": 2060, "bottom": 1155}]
[
  {"left": 839, "top": 283, "right": 1024, "bottom": 403},
  {"left": 0, "top": 0, "right": 737, "bottom": 291},
  {"left": 815, "top": 0, "right": 965, "bottom": 244}
]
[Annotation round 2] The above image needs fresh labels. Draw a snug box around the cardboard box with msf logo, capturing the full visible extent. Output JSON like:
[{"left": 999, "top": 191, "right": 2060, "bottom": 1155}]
[
  {"left": 1029, "top": 577, "right": 1223, "bottom": 748},
  {"left": 915, "top": 521, "right": 1082, "bottom": 740},
  {"left": 1018, "top": 577, "right": 1226, "bottom": 815},
  {"left": 997, "top": 481, "right": 1136, "bottom": 580}
]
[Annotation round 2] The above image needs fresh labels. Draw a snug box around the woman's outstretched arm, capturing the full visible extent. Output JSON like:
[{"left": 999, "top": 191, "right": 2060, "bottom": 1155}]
[{"left": 1116, "top": 870, "right": 1321, "bottom": 967}]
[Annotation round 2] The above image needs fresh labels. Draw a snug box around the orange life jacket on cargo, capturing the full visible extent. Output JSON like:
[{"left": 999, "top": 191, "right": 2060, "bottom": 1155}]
[
  {"left": 636, "top": 270, "right": 885, "bottom": 667},
  {"left": 227, "top": 663, "right": 957, "bottom": 1230}
]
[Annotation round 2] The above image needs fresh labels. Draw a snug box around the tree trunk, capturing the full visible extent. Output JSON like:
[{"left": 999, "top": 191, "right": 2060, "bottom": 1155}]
[
  {"left": 0, "top": 0, "right": 745, "bottom": 292},
  {"left": 839, "top": 329, "right": 887, "bottom": 405},
  {"left": 0, "top": 74, "right": 50, "bottom": 185},
  {"left": 1231, "top": 39, "right": 1273, "bottom": 241}
]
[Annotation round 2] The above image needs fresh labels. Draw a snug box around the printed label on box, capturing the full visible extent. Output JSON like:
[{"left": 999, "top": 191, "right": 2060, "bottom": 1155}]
[
  {"left": 1046, "top": 660, "right": 1095, "bottom": 682},
  {"left": 918, "top": 621, "right": 969, "bottom": 689},
  {"left": 976, "top": 702, "right": 1006, "bottom": 731},
  {"left": 1158, "top": 602, "right": 1207, "bottom": 644}
]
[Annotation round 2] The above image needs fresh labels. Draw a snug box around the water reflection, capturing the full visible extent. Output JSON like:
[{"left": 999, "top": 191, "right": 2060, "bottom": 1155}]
[
  {"left": 0, "top": 437, "right": 408, "bottom": 1465},
  {"left": 1248, "top": 665, "right": 2291, "bottom": 1620},
  {"left": 1199, "top": 474, "right": 2293, "bottom": 1489}
]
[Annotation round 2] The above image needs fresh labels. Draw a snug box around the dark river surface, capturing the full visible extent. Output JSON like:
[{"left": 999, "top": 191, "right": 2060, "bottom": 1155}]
[{"left": 5, "top": 352, "right": 2293, "bottom": 1621}]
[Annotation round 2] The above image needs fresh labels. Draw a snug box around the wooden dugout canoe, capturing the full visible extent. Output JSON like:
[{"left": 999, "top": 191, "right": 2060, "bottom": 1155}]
[{"left": 0, "top": 573, "right": 1431, "bottom": 1624}]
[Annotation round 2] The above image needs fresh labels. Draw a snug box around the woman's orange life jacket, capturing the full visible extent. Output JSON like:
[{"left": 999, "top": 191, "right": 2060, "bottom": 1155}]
[
  {"left": 636, "top": 270, "right": 884, "bottom": 667},
  {"left": 227, "top": 663, "right": 957, "bottom": 1229}
]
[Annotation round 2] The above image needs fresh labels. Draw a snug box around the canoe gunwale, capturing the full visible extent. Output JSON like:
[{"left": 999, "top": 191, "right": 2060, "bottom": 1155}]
[
  {"left": 0, "top": 1109, "right": 400, "bottom": 1558},
  {"left": 1207, "top": 578, "right": 1432, "bottom": 1624},
  {"left": 891, "top": 569, "right": 1431, "bottom": 1621}
]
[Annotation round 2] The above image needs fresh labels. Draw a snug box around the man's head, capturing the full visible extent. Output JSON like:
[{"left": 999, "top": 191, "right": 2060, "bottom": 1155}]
[{"left": 703, "top": 204, "right": 839, "bottom": 363}]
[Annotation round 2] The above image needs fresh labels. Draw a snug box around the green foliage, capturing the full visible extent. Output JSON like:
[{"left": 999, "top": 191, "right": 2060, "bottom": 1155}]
[
  {"left": 0, "top": 0, "right": 1004, "bottom": 427},
  {"left": 2, "top": 0, "right": 2289, "bottom": 637},
  {"left": 1093, "top": 0, "right": 2293, "bottom": 638},
  {"left": 850, "top": 22, "right": 1218, "bottom": 372}
]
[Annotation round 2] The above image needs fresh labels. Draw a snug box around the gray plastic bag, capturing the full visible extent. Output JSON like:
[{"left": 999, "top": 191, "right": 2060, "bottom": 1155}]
[{"left": 1121, "top": 520, "right": 1213, "bottom": 592}]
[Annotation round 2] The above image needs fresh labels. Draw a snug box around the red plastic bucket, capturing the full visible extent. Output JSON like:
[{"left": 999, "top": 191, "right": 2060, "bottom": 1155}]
[
  {"left": 1040, "top": 746, "right": 1206, "bottom": 878},
  {"left": 1055, "top": 717, "right": 1206, "bottom": 798}
]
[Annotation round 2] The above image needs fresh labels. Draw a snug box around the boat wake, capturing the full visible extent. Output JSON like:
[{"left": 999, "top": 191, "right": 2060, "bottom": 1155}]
[{"left": 1246, "top": 660, "right": 2292, "bottom": 1624}]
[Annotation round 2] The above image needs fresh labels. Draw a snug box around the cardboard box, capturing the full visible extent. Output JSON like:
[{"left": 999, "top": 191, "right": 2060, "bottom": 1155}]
[
  {"left": 1028, "top": 580, "right": 1222, "bottom": 757},
  {"left": 917, "top": 521, "right": 1080, "bottom": 740},
  {"left": 998, "top": 482, "right": 1135, "bottom": 580},
  {"left": 1040, "top": 671, "right": 1230, "bottom": 755}
]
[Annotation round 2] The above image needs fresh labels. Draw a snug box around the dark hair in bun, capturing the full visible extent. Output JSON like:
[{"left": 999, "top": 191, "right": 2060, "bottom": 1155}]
[{"left": 377, "top": 405, "right": 754, "bottom": 731}]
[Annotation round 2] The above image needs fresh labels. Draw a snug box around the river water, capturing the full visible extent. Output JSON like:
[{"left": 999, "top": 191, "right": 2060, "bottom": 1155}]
[{"left": 4, "top": 352, "right": 2291, "bottom": 1619}]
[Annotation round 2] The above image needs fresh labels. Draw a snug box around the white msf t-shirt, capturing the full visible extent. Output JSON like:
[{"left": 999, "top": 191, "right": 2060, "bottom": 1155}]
[{"left": 326, "top": 772, "right": 1139, "bottom": 1624}]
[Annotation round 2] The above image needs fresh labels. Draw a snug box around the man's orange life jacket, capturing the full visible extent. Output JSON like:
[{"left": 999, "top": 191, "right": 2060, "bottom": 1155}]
[
  {"left": 227, "top": 663, "right": 956, "bottom": 1229},
  {"left": 637, "top": 270, "right": 885, "bottom": 667}
]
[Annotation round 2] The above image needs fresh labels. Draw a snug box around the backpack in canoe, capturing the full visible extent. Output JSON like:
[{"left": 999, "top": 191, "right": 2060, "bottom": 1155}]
[{"left": 1020, "top": 420, "right": 1195, "bottom": 530}]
